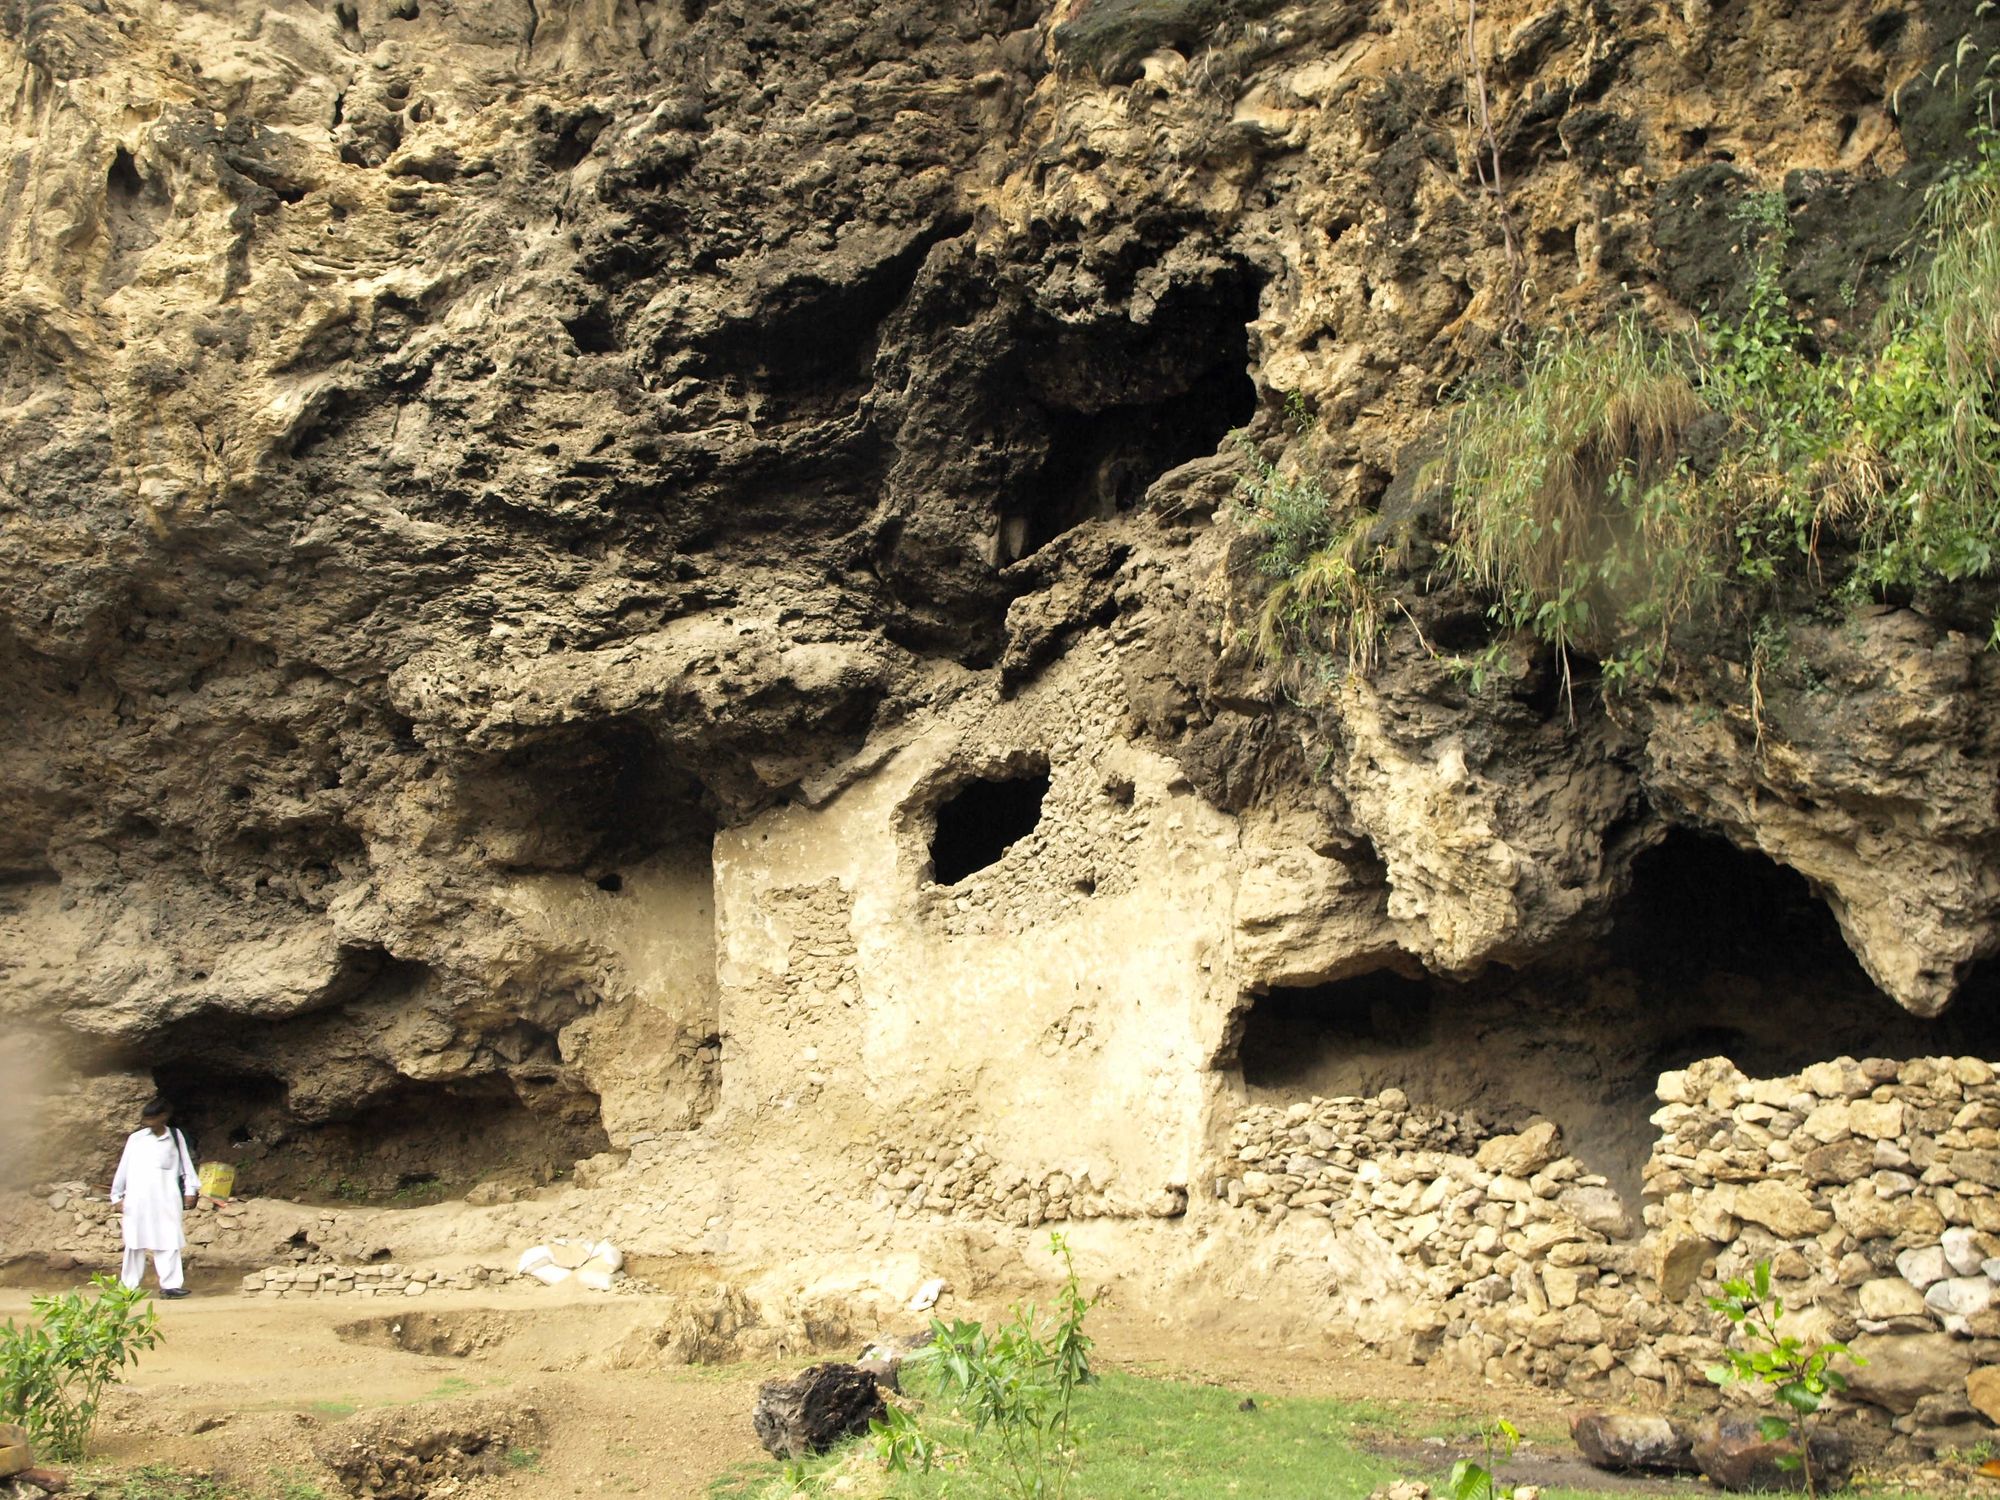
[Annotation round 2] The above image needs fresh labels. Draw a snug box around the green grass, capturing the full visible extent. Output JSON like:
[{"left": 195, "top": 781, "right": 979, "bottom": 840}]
[
  {"left": 1248, "top": 122, "right": 2000, "bottom": 694},
  {"left": 76, "top": 1470, "right": 338, "bottom": 1500},
  {"left": 706, "top": 1370, "right": 1666, "bottom": 1500},
  {"left": 79, "top": 1468, "right": 238, "bottom": 1500}
]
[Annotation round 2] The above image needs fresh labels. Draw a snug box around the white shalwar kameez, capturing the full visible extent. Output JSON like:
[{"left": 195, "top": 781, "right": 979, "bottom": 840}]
[{"left": 110, "top": 1127, "right": 196, "bottom": 1290}]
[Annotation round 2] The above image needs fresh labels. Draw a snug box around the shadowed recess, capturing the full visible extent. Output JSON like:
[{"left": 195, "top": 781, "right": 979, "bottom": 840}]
[
  {"left": 1229, "top": 830, "right": 2000, "bottom": 1204},
  {"left": 929, "top": 768, "right": 1052, "bottom": 885}
]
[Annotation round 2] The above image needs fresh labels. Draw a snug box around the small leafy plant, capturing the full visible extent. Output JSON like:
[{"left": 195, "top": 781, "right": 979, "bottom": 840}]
[
  {"left": 1706, "top": 1259, "right": 1860, "bottom": 1496},
  {"left": 0, "top": 1275, "right": 164, "bottom": 1462},
  {"left": 1444, "top": 1417, "right": 1523, "bottom": 1500},
  {"left": 873, "top": 1232, "right": 1095, "bottom": 1500}
]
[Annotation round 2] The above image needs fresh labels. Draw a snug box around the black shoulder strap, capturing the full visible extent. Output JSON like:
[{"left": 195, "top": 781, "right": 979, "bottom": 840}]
[{"left": 173, "top": 1129, "right": 191, "bottom": 1196}]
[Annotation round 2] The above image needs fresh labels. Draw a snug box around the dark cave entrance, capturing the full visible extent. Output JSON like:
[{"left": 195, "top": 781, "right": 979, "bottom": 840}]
[
  {"left": 480, "top": 716, "right": 717, "bottom": 875},
  {"left": 998, "top": 264, "right": 1261, "bottom": 563},
  {"left": 149, "top": 1062, "right": 610, "bottom": 1207},
  {"left": 928, "top": 765, "right": 1051, "bottom": 885},
  {"left": 1228, "top": 830, "right": 2000, "bottom": 1209},
  {"left": 139, "top": 949, "right": 612, "bottom": 1208}
]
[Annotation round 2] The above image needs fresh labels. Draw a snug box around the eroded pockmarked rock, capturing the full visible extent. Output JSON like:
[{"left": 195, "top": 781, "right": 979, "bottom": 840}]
[
  {"left": 751, "top": 1364, "right": 886, "bottom": 1460},
  {"left": 1569, "top": 1412, "right": 1696, "bottom": 1474}
]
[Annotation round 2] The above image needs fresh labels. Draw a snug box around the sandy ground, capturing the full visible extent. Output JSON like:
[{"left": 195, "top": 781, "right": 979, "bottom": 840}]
[
  {"left": 0, "top": 1261, "right": 1685, "bottom": 1500},
  {"left": 0, "top": 1276, "right": 768, "bottom": 1499}
]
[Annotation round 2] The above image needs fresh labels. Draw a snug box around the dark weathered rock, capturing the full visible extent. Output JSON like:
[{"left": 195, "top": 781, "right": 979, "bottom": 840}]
[
  {"left": 751, "top": 1363, "right": 886, "bottom": 1460},
  {"left": 1692, "top": 1414, "right": 1853, "bottom": 1493},
  {"left": 1569, "top": 1411, "right": 1697, "bottom": 1473}
]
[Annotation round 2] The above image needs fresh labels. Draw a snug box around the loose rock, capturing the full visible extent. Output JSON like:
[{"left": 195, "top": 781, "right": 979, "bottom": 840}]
[{"left": 751, "top": 1364, "right": 886, "bottom": 1459}]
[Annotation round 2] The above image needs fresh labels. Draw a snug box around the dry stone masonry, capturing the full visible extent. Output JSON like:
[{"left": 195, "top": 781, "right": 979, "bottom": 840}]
[
  {"left": 1219, "top": 1057, "right": 2000, "bottom": 1445},
  {"left": 238, "top": 1263, "right": 518, "bottom": 1299}
]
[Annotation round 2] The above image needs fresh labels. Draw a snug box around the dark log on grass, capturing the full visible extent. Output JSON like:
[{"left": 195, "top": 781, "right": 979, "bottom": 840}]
[{"left": 752, "top": 1363, "right": 886, "bottom": 1459}]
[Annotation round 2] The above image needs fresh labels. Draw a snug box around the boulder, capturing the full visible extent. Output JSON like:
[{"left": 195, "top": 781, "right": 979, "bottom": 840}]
[
  {"left": 751, "top": 1363, "right": 886, "bottom": 1459},
  {"left": 1569, "top": 1412, "right": 1697, "bottom": 1473},
  {"left": 1897, "top": 1246, "right": 1950, "bottom": 1290},
  {"left": 1655, "top": 1223, "right": 1717, "bottom": 1302},
  {"left": 1924, "top": 1276, "right": 1993, "bottom": 1321},
  {"left": 1943, "top": 1227, "right": 1987, "bottom": 1277},
  {"left": 1728, "top": 1181, "right": 1833, "bottom": 1238},
  {"left": 1966, "top": 1366, "right": 2000, "bottom": 1423},
  {"left": 1858, "top": 1278, "right": 1928, "bottom": 1320},
  {"left": 1691, "top": 1413, "right": 1852, "bottom": 1493},
  {"left": 1842, "top": 1333, "right": 1973, "bottom": 1415},
  {"left": 1559, "top": 1185, "right": 1633, "bottom": 1239},
  {"left": 1475, "top": 1120, "right": 1563, "bottom": 1178}
]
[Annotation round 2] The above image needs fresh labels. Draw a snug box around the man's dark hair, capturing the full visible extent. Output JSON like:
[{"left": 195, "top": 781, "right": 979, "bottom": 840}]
[{"left": 141, "top": 1096, "right": 171, "bottom": 1120}]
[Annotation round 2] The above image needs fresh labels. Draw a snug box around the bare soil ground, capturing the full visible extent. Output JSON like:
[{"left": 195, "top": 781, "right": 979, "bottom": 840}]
[{"left": 0, "top": 1269, "right": 1683, "bottom": 1500}]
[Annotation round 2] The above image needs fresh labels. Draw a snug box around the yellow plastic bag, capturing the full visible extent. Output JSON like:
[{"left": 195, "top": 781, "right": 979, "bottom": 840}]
[{"left": 197, "top": 1161, "right": 236, "bottom": 1199}]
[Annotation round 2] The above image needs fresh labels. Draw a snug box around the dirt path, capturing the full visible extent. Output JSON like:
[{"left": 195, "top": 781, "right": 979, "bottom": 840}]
[
  {"left": 0, "top": 1282, "right": 774, "bottom": 1499},
  {"left": 3, "top": 1280, "right": 1688, "bottom": 1500},
  {"left": 0, "top": 1282, "right": 1668, "bottom": 1499}
]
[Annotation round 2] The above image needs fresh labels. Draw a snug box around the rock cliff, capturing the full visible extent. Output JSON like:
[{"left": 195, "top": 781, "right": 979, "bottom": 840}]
[{"left": 5, "top": 0, "right": 2000, "bottom": 1414}]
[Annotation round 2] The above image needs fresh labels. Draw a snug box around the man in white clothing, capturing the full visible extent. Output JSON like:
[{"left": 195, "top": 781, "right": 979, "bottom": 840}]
[{"left": 109, "top": 1098, "right": 198, "bottom": 1298}]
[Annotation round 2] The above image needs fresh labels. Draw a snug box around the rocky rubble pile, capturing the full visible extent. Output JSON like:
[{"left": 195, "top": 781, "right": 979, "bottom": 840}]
[
  {"left": 314, "top": 1397, "right": 541, "bottom": 1500},
  {"left": 864, "top": 1136, "right": 1185, "bottom": 1224},
  {"left": 28, "top": 1182, "right": 254, "bottom": 1260},
  {"left": 1221, "top": 1093, "right": 1658, "bottom": 1396},
  {"left": 1649, "top": 1056, "right": 2000, "bottom": 1448}
]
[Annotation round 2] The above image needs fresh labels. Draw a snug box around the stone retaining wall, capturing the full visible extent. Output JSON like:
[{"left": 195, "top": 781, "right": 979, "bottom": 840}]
[
  {"left": 238, "top": 1262, "right": 524, "bottom": 1297},
  {"left": 32, "top": 1184, "right": 263, "bottom": 1262},
  {"left": 864, "top": 1133, "right": 1186, "bottom": 1224},
  {"left": 1221, "top": 1057, "right": 2000, "bottom": 1448}
]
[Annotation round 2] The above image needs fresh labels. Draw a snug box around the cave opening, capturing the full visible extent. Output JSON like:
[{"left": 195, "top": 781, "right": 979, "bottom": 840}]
[
  {"left": 928, "top": 766, "right": 1051, "bottom": 885},
  {"left": 481, "top": 716, "right": 716, "bottom": 873},
  {"left": 149, "top": 1062, "right": 609, "bottom": 1207},
  {"left": 999, "top": 265, "right": 1261, "bottom": 563},
  {"left": 1228, "top": 829, "right": 2000, "bottom": 1208}
]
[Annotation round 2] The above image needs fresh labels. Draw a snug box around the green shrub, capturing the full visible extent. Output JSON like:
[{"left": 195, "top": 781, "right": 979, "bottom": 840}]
[
  {"left": 1706, "top": 1259, "right": 1860, "bottom": 1498},
  {"left": 1235, "top": 434, "right": 1418, "bottom": 675},
  {"left": 0, "top": 1275, "right": 164, "bottom": 1462},
  {"left": 1236, "top": 45, "right": 2000, "bottom": 691},
  {"left": 873, "top": 1232, "right": 1095, "bottom": 1500},
  {"left": 1443, "top": 1417, "right": 1524, "bottom": 1500}
]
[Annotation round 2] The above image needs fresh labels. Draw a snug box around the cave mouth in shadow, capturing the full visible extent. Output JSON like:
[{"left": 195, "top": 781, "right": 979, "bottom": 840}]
[
  {"left": 928, "top": 765, "right": 1051, "bottom": 886},
  {"left": 1229, "top": 829, "right": 2000, "bottom": 1210},
  {"left": 149, "top": 1064, "right": 610, "bottom": 1208},
  {"left": 999, "top": 262, "right": 1262, "bottom": 562},
  {"left": 484, "top": 716, "right": 717, "bottom": 874}
]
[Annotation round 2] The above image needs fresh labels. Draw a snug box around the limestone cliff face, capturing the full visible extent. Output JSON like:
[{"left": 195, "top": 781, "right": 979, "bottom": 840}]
[{"left": 1, "top": 0, "right": 1996, "bottom": 1227}]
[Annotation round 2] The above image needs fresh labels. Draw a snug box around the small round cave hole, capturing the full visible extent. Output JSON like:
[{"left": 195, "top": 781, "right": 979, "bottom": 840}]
[{"left": 928, "top": 767, "right": 1051, "bottom": 886}]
